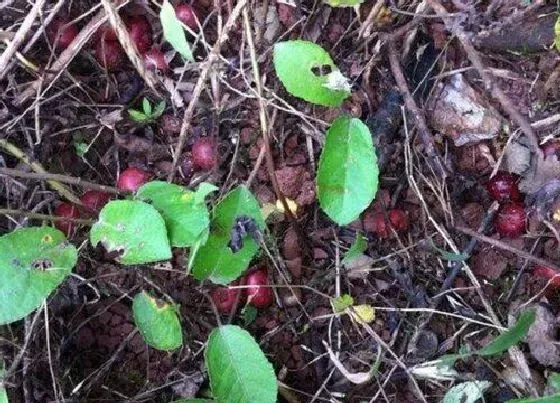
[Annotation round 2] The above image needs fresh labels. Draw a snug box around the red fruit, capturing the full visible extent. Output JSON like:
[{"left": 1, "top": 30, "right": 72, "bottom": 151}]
[
  {"left": 95, "top": 38, "right": 125, "bottom": 70},
  {"left": 245, "top": 269, "right": 272, "bottom": 308},
  {"left": 125, "top": 15, "right": 152, "bottom": 54},
  {"left": 542, "top": 141, "right": 560, "bottom": 158},
  {"left": 80, "top": 190, "right": 111, "bottom": 213},
  {"left": 210, "top": 281, "right": 243, "bottom": 313},
  {"left": 486, "top": 171, "right": 521, "bottom": 202},
  {"left": 94, "top": 23, "right": 118, "bottom": 43},
  {"left": 532, "top": 265, "right": 560, "bottom": 287},
  {"left": 175, "top": 3, "right": 199, "bottom": 30},
  {"left": 495, "top": 202, "right": 526, "bottom": 238},
  {"left": 388, "top": 209, "right": 409, "bottom": 232},
  {"left": 363, "top": 211, "right": 389, "bottom": 238},
  {"left": 54, "top": 203, "right": 80, "bottom": 237},
  {"left": 191, "top": 137, "right": 217, "bottom": 170},
  {"left": 144, "top": 48, "right": 168, "bottom": 72},
  {"left": 116, "top": 167, "right": 151, "bottom": 192},
  {"left": 46, "top": 17, "right": 78, "bottom": 50}
]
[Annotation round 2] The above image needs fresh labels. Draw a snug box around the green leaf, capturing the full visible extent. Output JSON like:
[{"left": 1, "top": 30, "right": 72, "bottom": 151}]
[
  {"left": 192, "top": 186, "right": 264, "bottom": 284},
  {"left": 243, "top": 305, "right": 258, "bottom": 326},
  {"left": 0, "top": 227, "right": 77, "bottom": 325},
  {"left": 160, "top": 1, "right": 194, "bottom": 62},
  {"left": 324, "top": 0, "right": 363, "bottom": 6},
  {"left": 341, "top": 232, "right": 367, "bottom": 265},
  {"left": 443, "top": 381, "right": 492, "bottom": 403},
  {"left": 428, "top": 240, "right": 469, "bottom": 262},
  {"left": 555, "top": 16, "right": 560, "bottom": 53},
  {"left": 547, "top": 372, "right": 560, "bottom": 394},
  {"left": 316, "top": 116, "right": 378, "bottom": 225},
  {"left": 331, "top": 294, "right": 354, "bottom": 313},
  {"left": 169, "top": 399, "right": 214, "bottom": 403},
  {"left": 136, "top": 181, "right": 217, "bottom": 247},
  {"left": 273, "top": 40, "right": 350, "bottom": 107},
  {"left": 132, "top": 291, "right": 183, "bottom": 351},
  {"left": 205, "top": 325, "right": 277, "bottom": 403},
  {"left": 142, "top": 98, "right": 152, "bottom": 116},
  {"left": 477, "top": 310, "right": 536, "bottom": 356},
  {"left": 152, "top": 100, "right": 166, "bottom": 118},
  {"left": 128, "top": 109, "right": 148, "bottom": 122},
  {"left": 507, "top": 396, "right": 560, "bottom": 403},
  {"left": 90, "top": 200, "right": 172, "bottom": 265}
]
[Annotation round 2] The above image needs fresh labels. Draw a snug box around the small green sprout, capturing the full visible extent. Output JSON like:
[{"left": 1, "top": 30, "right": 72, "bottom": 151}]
[{"left": 128, "top": 98, "right": 166, "bottom": 123}]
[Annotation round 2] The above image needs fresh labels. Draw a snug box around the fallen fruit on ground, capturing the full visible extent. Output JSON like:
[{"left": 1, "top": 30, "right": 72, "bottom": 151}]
[
  {"left": 95, "top": 38, "right": 125, "bottom": 71},
  {"left": 191, "top": 137, "right": 217, "bottom": 170},
  {"left": 80, "top": 190, "right": 111, "bottom": 214},
  {"left": 54, "top": 203, "right": 80, "bottom": 236},
  {"left": 211, "top": 280, "right": 244, "bottom": 314},
  {"left": 175, "top": 3, "right": 199, "bottom": 30},
  {"left": 125, "top": 15, "right": 152, "bottom": 54},
  {"left": 495, "top": 202, "right": 526, "bottom": 238},
  {"left": 245, "top": 268, "right": 272, "bottom": 308},
  {"left": 532, "top": 265, "right": 560, "bottom": 287},
  {"left": 487, "top": 171, "right": 521, "bottom": 202},
  {"left": 46, "top": 17, "right": 78, "bottom": 50},
  {"left": 144, "top": 47, "right": 168, "bottom": 71},
  {"left": 116, "top": 167, "right": 151, "bottom": 192},
  {"left": 388, "top": 208, "right": 409, "bottom": 232}
]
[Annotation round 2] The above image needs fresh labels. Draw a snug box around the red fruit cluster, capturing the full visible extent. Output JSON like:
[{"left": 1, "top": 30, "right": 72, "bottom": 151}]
[
  {"left": 486, "top": 171, "right": 527, "bottom": 238},
  {"left": 80, "top": 190, "right": 112, "bottom": 214},
  {"left": 364, "top": 208, "right": 409, "bottom": 239},
  {"left": 46, "top": 17, "right": 78, "bottom": 51},
  {"left": 94, "top": 15, "right": 154, "bottom": 71},
  {"left": 116, "top": 167, "right": 151, "bottom": 192},
  {"left": 54, "top": 203, "right": 80, "bottom": 236},
  {"left": 210, "top": 268, "right": 272, "bottom": 314}
]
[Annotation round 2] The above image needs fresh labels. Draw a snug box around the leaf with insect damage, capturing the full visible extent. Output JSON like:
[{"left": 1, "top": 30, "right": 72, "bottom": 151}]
[
  {"left": 90, "top": 200, "right": 171, "bottom": 265},
  {"left": 0, "top": 227, "right": 77, "bottom": 325}
]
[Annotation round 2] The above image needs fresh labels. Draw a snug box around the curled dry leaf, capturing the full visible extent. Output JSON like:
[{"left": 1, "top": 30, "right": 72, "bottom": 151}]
[{"left": 526, "top": 304, "right": 560, "bottom": 367}]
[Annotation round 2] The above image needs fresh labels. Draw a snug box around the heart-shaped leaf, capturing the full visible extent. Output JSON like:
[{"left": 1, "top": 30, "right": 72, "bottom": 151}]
[
  {"left": 90, "top": 200, "right": 172, "bottom": 265},
  {"left": 205, "top": 325, "right": 277, "bottom": 403},
  {"left": 316, "top": 116, "right": 378, "bottom": 225},
  {"left": 136, "top": 181, "right": 217, "bottom": 247},
  {"left": 273, "top": 40, "right": 350, "bottom": 107},
  {"left": 0, "top": 227, "right": 77, "bottom": 325},
  {"left": 192, "top": 186, "right": 264, "bottom": 284},
  {"left": 132, "top": 291, "right": 183, "bottom": 351}
]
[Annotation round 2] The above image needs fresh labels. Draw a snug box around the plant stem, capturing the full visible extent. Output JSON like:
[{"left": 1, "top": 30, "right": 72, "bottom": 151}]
[{"left": 0, "top": 208, "right": 95, "bottom": 225}]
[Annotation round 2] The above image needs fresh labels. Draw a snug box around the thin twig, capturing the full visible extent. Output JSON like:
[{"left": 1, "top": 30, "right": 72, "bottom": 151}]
[
  {"left": 99, "top": 0, "right": 160, "bottom": 95},
  {"left": 0, "top": 0, "right": 47, "bottom": 81},
  {"left": 455, "top": 226, "right": 560, "bottom": 272},
  {"left": 0, "top": 167, "right": 122, "bottom": 194},
  {"left": 0, "top": 208, "right": 95, "bottom": 225},
  {"left": 387, "top": 41, "right": 448, "bottom": 177},
  {"left": 168, "top": 0, "right": 249, "bottom": 181},
  {"left": 0, "top": 139, "right": 82, "bottom": 204}
]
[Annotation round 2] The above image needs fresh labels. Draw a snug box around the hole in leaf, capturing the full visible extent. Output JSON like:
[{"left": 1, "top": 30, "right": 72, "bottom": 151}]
[
  {"left": 41, "top": 234, "right": 53, "bottom": 244},
  {"left": 311, "top": 64, "right": 333, "bottom": 77},
  {"left": 32, "top": 259, "right": 54, "bottom": 271}
]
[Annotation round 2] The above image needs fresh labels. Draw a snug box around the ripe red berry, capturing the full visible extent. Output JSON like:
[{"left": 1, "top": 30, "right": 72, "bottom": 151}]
[
  {"left": 245, "top": 269, "right": 272, "bottom": 308},
  {"left": 94, "top": 23, "right": 118, "bottom": 43},
  {"left": 175, "top": 3, "right": 199, "bottom": 30},
  {"left": 532, "top": 265, "right": 560, "bottom": 287},
  {"left": 144, "top": 48, "right": 168, "bottom": 72},
  {"left": 495, "top": 202, "right": 526, "bottom": 238},
  {"left": 54, "top": 203, "right": 80, "bottom": 237},
  {"left": 46, "top": 17, "right": 78, "bottom": 50},
  {"left": 116, "top": 167, "right": 151, "bottom": 192},
  {"left": 388, "top": 209, "right": 408, "bottom": 232},
  {"left": 191, "top": 137, "right": 217, "bottom": 170},
  {"left": 125, "top": 15, "right": 152, "bottom": 54},
  {"left": 95, "top": 38, "right": 125, "bottom": 70},
  {"left": 486, "top": 171, "right": 521, "bottom": 202},
  {"left": 80, "top": 190, "right": 111, "bottom": 213},
  {"left": 210, "top": 280, "right": 244, "bottom": 313}
]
